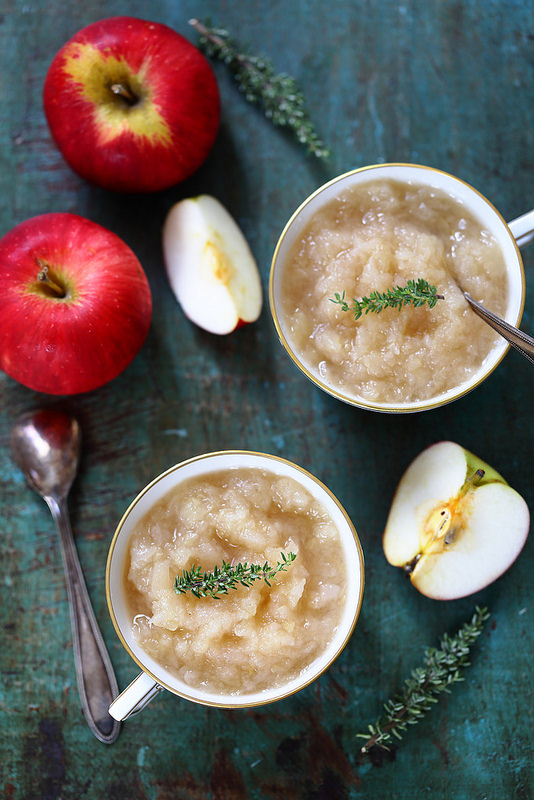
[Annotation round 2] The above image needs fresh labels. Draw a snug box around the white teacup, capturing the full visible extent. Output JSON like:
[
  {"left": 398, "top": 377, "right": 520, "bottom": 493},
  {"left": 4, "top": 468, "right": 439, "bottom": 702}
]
[
  {"left": 270, "top": 163, "right": 534, "bottom": 413},
  {"left": 106, "top": 451, "right": 365, "bottom": 720}
]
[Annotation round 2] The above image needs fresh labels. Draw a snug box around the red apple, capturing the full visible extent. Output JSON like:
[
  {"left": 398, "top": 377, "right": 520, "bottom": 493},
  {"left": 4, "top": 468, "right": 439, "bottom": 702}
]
[
  {"left": 0, "top": 213, "right": 152, "bottom": 394},
  {"left": 43, "top": 16, "right": 220, "bottom": 193}
]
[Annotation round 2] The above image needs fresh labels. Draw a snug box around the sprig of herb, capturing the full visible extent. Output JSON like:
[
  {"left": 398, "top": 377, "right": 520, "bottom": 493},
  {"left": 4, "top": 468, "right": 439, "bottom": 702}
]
[
  {"left": 358, "top": 606, "right": 490, "bottom": 753},
  {"left": 331, "top": 279, "right": 444, "bottom": 321},
  {"left": 189, "top": 18, "right": 330, "bottom": 160},
  {"left": 174, "top": 552, "right": 296, "bottom": 599}
]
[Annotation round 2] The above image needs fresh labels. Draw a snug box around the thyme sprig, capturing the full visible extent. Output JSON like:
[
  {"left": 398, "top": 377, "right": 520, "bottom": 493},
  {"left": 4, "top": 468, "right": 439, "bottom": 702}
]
[
  {"left": 358, "top": 606, "right": 490, "bottom": 753},
  {"left": 331, "top": 279, "right": 444, "bottom": 321},
  {"left": 189, "top": 18, "right": 330, "bottom": 160},
  {"left": 174, "top": 552, "right": 296, "bottom": 599}
]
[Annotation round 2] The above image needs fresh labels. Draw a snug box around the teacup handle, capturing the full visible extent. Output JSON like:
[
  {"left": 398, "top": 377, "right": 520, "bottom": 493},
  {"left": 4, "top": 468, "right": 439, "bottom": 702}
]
[
  {"left": 108, "top": 672, "right": 164, "bottom": 721},
  {"left": 508, "top": 209, "right": 534, "bottom": 248}
]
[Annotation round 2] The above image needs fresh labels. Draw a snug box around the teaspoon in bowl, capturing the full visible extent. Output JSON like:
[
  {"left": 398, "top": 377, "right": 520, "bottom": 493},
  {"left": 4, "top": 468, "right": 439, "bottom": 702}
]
[
  {"left": 10, "top": 409, "right": 120, "bottom": 744},
  {"left": 462, "top": 291, "right": 534, "bottom": 366}
]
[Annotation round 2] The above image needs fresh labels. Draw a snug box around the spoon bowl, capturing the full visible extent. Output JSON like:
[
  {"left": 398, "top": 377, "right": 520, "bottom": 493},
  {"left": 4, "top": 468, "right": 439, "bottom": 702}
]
[
  {"left": 10, "top": 408, "right": 120, "bottom": 744},
  {"left": 10, "top": 409, "right": 80, "bottom": 501}
]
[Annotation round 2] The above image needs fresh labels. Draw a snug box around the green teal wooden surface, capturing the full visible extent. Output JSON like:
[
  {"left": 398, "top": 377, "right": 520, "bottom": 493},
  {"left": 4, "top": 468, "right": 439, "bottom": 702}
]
[{"left": 1, "top": 1, "right": 534, "bottom": 798}]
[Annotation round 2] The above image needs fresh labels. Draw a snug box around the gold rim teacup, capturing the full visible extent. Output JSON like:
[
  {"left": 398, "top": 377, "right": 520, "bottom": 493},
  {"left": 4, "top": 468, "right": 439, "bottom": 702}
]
[
  {"left": 269, "top": 163, "right": 530, "bottom": 413},
  {"left": 106, "top": 450, "right": 365, "bottom": 718}
]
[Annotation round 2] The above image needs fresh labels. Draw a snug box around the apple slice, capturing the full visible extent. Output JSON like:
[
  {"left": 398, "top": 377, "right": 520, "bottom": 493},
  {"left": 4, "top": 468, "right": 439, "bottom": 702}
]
[
  {"left": 162, "top": 195, "right": 262, "bottom": 335},
  {"left": 383, "top": 441, "right": 530, "bottom": 600}
]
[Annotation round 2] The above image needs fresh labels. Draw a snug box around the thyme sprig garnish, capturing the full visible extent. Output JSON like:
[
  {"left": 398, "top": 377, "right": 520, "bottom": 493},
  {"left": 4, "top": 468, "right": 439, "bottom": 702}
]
[
  {"left": 331, "top": 279, "right": 444, "bottom": 321},
  {"left": 174, "top": 552, "right": 296, "bottom": 599},
  {"left": 358, "top": 606, "right": 490, "bottom": 753},
  {"left": 189, "top": 18, "right": 330, "bottom": 160}
]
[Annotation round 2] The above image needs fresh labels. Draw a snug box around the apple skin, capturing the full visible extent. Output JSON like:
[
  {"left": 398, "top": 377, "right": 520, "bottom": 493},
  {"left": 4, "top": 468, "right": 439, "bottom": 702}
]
[
  {"left": 383, "top": 441, "right": 530, "bottom": 600},
  {"left": 0, "top": 213, "right": 152, "bottom": 395},
  {"left": 163, "top": 195, "right": 263, "bottom": 335},
  {"left": 43, "top": 17, "right": 220, "bottom": 193}
]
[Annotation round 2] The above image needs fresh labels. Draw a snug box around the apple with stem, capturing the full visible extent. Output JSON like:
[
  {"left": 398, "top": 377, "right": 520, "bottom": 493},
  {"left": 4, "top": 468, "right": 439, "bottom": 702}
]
[
  {"left": 162, "top": 195, "right": 263, "bottom": 335},
  {"left": 0, "top": 213, "right": 152, "bottom": 395},
  {"left": 383, "top": 441, "right": 530, "bottom": 600},
  {"left": 43, "top": 16, "right": 220, "bottom": 193}
]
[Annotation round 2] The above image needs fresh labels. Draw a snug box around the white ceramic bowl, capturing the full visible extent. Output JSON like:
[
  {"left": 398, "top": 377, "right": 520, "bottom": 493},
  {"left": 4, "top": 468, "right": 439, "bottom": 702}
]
[
  {"left": 106, "top": 450, "right": 365, "bottom": 718},
  {"left": 270, "top": 163, "right": 528, "bottom": 413}
]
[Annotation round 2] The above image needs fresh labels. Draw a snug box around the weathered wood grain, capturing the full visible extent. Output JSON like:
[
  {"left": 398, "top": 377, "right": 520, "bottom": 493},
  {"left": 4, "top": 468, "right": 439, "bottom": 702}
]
[{"left": 1, "top": 1, "right": 533, "bottom": 798}]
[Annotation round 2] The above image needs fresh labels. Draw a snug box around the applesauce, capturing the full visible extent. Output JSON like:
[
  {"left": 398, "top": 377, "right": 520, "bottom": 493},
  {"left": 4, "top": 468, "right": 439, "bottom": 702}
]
[
  {"left": 124, "top": 467, "right": 348, "bottom": 696},
  {"left": 279, "top": 179, "right": 509, "bottom": 404}
]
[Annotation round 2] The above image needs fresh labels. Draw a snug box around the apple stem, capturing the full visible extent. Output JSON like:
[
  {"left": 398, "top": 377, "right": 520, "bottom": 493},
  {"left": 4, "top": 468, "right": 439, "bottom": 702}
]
[
  {"left": 110, "top": 83, "right": 137, "bottom": 106},
  {"left": 459, "top": 468, "right": 485, "bottom": 497},
  {"left": 37, "top": 263, "right": 66, "bottom": 298}
]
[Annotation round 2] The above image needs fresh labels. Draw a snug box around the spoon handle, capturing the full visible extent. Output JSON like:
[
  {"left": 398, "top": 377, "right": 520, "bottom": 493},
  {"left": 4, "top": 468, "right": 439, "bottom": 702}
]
[
  {"left": 463, "top": 292, "right": 534, "bottom": 365},
  {"left": 47, "top": 496, "right": 121, "bottom": 743}
]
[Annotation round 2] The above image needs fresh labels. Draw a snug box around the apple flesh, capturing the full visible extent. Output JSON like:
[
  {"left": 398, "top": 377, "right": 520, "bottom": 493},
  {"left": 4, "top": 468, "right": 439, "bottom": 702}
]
[
  {"left": 43, "top": 17, "right": 220, "bottom": 193},
  {"left": 162, "top": 195, "right": 263, "bottom": 335},
  {"left": 0, "top": 213, "right": 152, "bottom": 395},
  {"left": 383, "top": 441, "right": 530, "bottom": 600}
]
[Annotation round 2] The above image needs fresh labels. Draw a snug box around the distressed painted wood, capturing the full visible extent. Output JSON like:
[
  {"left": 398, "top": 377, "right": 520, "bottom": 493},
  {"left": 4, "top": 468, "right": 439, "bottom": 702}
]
[{"left": 1, "top": 1, "right": 533, "bottom": 798}]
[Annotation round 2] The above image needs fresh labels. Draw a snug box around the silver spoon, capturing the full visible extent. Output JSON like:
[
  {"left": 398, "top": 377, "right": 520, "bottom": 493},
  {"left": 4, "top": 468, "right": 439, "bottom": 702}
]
[
  {"left": 462, "top": 291, "right": 534, "bottom": 365},
  {"left": 10, "top": 409, "right": 120, "bottom": 744}
]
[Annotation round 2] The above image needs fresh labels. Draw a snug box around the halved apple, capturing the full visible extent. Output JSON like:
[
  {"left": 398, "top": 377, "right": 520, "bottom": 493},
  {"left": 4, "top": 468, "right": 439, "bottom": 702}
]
[
  {"left": 383, "top": 441, "right": 530, "bottom": 600},
  {"left": 162, "top": 195, "right": 262, "bottom": 335}
]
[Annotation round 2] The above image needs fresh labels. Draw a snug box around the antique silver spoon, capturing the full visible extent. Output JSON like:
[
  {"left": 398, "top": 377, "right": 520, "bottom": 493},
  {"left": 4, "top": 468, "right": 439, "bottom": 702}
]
[
  {"left": 462, "top": 291, "right": 534, "bottom": 365},
  {"left": 10, "top": 409, "right": 120, "bottom": 744}
]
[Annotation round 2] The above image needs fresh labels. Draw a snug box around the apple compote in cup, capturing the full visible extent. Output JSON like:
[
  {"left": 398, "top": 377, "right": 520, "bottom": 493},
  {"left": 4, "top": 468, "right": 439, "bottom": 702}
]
[
  {"left": 270, "top": 163, "right": 533, "bottom": 413},
  {"left": 106, "top": 451, "right": 364, "bottom": 719}
]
